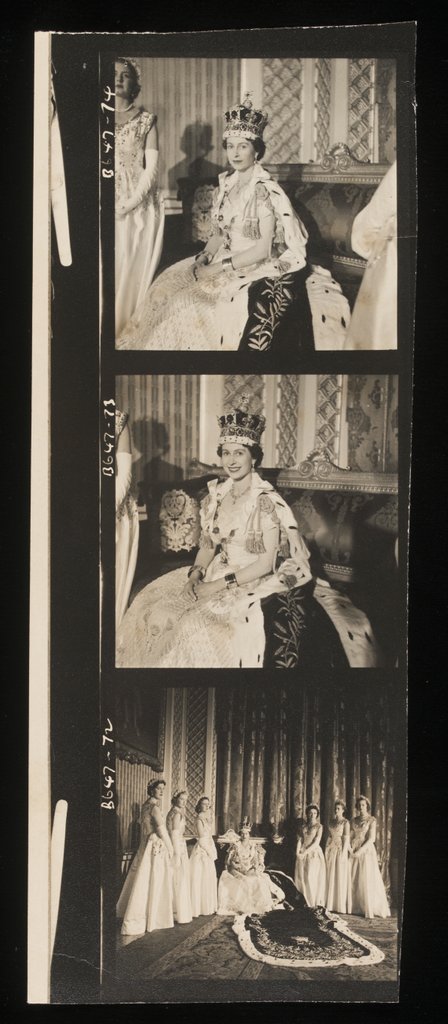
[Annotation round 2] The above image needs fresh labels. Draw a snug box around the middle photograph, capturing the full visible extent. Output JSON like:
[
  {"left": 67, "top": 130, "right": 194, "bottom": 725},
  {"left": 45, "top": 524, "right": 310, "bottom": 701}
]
[{"left": 115, "top": 374, "right": 399, "bottom": 670}]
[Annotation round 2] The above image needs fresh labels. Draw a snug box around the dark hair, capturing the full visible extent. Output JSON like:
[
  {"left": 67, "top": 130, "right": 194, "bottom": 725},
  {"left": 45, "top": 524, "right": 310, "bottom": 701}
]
[
  {"left": 355, "top": 795, "right": 371, "bottom": 813},
  {"left": 147, "top": 778, "right": 165, "bottom": 797},
  {"left": 306, "top": 803, "right": 320, "bottom": 818},
  {"left": 223, "top": 136, "right": 266, "bottom": 161},
  {"left": 217, "top": 442, "right": 264, "bottom": 469},
  {"left": 116, "top": 57, "right": 141, "bottom": 102},
  {"left": 195, "top": 796, "right": 210, "bottom": 814}
]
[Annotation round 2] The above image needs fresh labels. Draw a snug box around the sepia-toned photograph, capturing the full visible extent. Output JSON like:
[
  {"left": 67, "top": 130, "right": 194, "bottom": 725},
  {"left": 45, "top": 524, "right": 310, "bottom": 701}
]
[
  {"left": 29, "top": 22, "right": 415, "bottom": 1008},
  {"left": 115, "top": 374, "right": 399, "bottom": 669},
  {"left": 113, "top": 55, "right": 398, "bottom": 352},
  {"left": 111, "top": 681, "right": 403, "bottom": 1002}
]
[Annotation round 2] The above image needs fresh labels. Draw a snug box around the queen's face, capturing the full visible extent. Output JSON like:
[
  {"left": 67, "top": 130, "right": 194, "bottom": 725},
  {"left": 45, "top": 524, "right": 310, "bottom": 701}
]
[
  {"left": 240, "top": 827, "right": 251, "bottom": 841},
  {"left": 221, "top": 443, "right": 253, "bottom": 483},
  {"left": 225, "top": 136, "right": 257, "bottom": 172},
  {"left": 115, "top": 61, "right": 134, "bottom": 102}
]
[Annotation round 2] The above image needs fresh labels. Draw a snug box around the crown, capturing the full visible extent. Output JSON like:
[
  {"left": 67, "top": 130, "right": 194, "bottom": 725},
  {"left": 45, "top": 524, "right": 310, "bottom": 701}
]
[
  {"left": 239, "top": 816, "right": 252, "bottom": 832},
  {"left": 217, "top": 393, "right": 266, "bottom": 447},
  {"left": 223, "top": 93, "right": 268, "bottom": 141}
]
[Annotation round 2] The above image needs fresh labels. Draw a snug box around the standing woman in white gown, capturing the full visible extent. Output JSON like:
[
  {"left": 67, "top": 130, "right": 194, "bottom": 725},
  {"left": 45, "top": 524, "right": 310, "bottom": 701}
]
[
  {"left": 115, "top": 409, "right": 139, "bottom": 629},
  {"left": 294, "top": 804, "right": 326, "bottom": 908},
  {"left": 116, "top": 779, "right": 174, "bottom": 935},
  {"left": 166, "top": 791, "right": 193, "bottom": 925},
  {"left": 190, "top": 797, "right": 218, "bottom": 917},
  {"left": 349, "top": 796, "right": 391, "bottom": 918},
  {"left": 325, "top": 800, "right": 350, "bottom": 913},
  {"left": 114, "top": 58, "right": 165, "bottom": 336}
]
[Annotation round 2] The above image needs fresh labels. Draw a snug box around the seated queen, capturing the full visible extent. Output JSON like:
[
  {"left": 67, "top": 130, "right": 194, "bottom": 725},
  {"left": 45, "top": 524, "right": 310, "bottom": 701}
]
[
  {"left": 116, "top": 96, "right": 311, "bottom": 351},
  {"left": 116, "top": 396, "right": 379, "bottom": 669},
  {"left": 217, "top": 819, "right": 285, "bottom": 916}
]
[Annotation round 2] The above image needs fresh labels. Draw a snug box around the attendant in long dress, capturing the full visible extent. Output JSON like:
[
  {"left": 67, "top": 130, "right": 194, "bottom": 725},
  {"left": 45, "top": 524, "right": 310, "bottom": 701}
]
[
  {"left": 166, "top": 791, "right": 192, "bottom": 924},
  {"left": 114, "top": 58, "right": 164, "bottom": 336},
  {"left": 325, "top": 800, "right": 350, "bottom": 913},
  {"left": 345, "top": 161, "right": 397, "bottom": 349},
  {"left": 190, "top": 797, "right": 218, "bottom": 917},
  {"left": 117, "top": 779, "right": 174, "bottom": 935},
  {"left": 294, "top": 804, "right": 326, "bottom": 908},
  {"left": 217, "top": 819, "right": 285, "bottom": 915},
  {"left": 349, "top": 796, "right": 391, "bottom": 919},
  {"left": 116, "top": 396, "right": 378, "bottom": 669},
  {"left": 115, "top": 409, "right": 139, "bottom": 629}
]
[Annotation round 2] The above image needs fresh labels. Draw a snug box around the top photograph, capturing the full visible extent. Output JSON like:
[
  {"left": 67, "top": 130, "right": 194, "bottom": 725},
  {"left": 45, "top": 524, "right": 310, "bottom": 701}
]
[{"left": 113, "top": 54, "right": 398, "bottom": 353}]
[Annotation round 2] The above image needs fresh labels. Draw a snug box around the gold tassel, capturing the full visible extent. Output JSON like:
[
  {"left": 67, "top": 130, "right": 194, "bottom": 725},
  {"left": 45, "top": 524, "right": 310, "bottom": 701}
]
[
  {"left": 246, "top": 528, "right": 256, "bottom": 552},
  {"left": 279, "top": 528, "right": 290, "bottom": 559},
  {"left": 243, "top": 218, "right": 261, "bottom": 240},
  {"left": 253, "top": 530, "right": 266, "bottom": 553}
]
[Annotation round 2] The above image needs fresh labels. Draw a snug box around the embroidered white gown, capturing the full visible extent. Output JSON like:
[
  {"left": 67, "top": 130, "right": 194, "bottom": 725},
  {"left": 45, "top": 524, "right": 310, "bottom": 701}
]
[
  {"left": 115, "top": 474, "right": 311, "bottom": 668},
  {"left": 166, "top": 807, "right": 192, "bottom": 924},
  {"left": 115, "top": 410, "right": 139, "bottom": 629},
  {"left": 115, "top": 110, "right": 165, "bottom": 336},
  {"left": 116, "top": 472, "right": 378, "bottom": 669},
  {"left": 116, "top": 797, "right": 174, "bottom": 935},
  {"left": 294, "top": 824, "right": 327, "bottom": 908},
  {"left": 349, "top": 816, "right": 391, "bottom": 918},
  {"left": 325, "top": 818, "right": 350, "bottom": 913},
  {"left": 217, "top": 840, "right": 285, "bottom": 915},
  {"left": 190, "top": 813, "right": 218, "bottom": 917},
  {"left": 117, "top": 164, "right": 308, "bottom": 350}
]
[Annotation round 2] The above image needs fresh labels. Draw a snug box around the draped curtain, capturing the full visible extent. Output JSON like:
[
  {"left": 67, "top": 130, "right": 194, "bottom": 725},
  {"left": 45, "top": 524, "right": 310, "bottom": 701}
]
[{"left": 216, "top": 683, "right": 402, "bottom": 902}]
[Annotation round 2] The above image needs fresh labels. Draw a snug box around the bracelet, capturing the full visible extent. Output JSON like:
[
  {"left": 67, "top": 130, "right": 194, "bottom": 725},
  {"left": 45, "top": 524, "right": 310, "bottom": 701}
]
[
  {"left": 225, "top": 572, "right": 238, "bottom": 590},
  {"left": 194, "top": 250, "right": 212, "bottom": 265},
  {"left": 222, "top": 256, "right": 234, "bottom": 271},
  {"left": 188, "top": 565, "right": 205, "bottom": 580}
]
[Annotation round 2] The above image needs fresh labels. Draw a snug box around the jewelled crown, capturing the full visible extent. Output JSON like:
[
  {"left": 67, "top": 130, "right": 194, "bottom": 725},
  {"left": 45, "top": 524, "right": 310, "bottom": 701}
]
[
  {"left": 240, "top": 816, "right": 252, "bottom": 832},
  {"left": 223, "top": 94, "right": 268, "bottom": 141},
  {"left": 217, "top": 393, "right": 266, "bottom": 447}
]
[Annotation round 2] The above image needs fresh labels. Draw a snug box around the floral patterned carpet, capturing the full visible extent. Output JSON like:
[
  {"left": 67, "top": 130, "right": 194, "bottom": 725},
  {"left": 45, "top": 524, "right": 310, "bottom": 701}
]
[{"left": 116, "top": 912, "right": 398, "bottom": 985}]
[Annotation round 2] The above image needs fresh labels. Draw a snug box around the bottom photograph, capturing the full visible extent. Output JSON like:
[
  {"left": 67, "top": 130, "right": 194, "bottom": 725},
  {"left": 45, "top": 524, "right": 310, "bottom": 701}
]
[{"left": 108, "top": 680, "right": 404, "bottom": 1003}]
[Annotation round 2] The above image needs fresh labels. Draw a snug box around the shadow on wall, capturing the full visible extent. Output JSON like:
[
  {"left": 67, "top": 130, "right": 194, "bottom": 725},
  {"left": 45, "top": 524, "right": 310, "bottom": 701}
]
[
  {"left": 132, "top": 418, "right": 184, "bottom": 507},
  {"left": 167, "top": 121, "right": 226, "bottom": 192}
]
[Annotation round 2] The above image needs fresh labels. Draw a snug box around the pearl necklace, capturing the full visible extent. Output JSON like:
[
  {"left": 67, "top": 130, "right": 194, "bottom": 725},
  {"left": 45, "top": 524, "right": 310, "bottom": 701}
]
[{"left": 115, "top": 102, "right": 135, "bottom": 115}]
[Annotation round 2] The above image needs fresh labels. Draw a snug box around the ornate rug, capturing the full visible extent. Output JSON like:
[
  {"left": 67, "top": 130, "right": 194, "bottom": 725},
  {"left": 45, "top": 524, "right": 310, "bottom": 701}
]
[{"left": 233, "top": 871, "right": 384, "bottom": 969}]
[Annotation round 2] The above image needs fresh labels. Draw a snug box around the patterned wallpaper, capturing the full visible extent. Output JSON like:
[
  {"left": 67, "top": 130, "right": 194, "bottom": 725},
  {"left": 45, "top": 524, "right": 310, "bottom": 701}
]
[
  {"left": 348, "top": 58, "right": 375, "bottom": 162},
  {"left": 277, "top": 376, "right": 300, "bottom": 467},
  {"left": 376, "top": 59, "right": 397, "bottom": 163},
  {"left": 347, "top": 375, "right": 398, "bottom": 472},
  {"left": 262, "top": 58, "right": 303, "bottom": 163},
  {"left": 138, "top": 57, "right": 241, "bottom": 192},
  {"left": 314, "top": 58, "right": 332, "bottom": 162},
  {"left": 315, "top": 375, "right": 343, "bottom": 456},
  {"left": 223, "top": 375, "right": 265, "bottom": 416}
]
